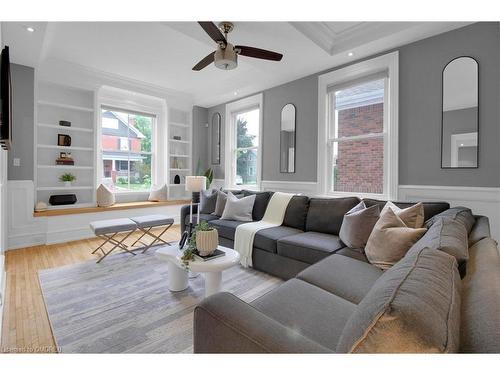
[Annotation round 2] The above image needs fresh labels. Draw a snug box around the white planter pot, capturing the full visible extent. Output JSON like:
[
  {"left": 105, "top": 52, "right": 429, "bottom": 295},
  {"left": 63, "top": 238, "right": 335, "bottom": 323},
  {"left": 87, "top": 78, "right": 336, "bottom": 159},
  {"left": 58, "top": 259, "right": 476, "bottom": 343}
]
[
  {"left": 64, "top": 181, "right": 72, "bottom": 187},
  {"left": 196, "top": 229, "right": 219, "bottom": 256}
]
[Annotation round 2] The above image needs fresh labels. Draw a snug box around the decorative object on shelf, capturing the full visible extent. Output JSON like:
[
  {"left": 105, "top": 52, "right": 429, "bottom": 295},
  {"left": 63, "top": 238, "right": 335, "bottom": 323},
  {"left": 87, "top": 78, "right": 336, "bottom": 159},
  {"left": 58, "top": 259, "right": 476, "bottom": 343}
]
[
  {"left": 172, "top": 157, "right": 179, "bottom": 169},
  {"left": 59, "top": 172, "right": 76, "bottom": 187},
  {"left": 49, "top": 194, "right": 77, "bottom": 206},
  {"left": 441, "top": 56, "right": 479, "bottom": 169},
  {"left": 211, "top": 112, "right": 221, "bottom": 164},
  {"left": 280, "top": 103, "right": 296, "bottom": 173},
  {"left": 173, "top": 135, "right": 182, "bottom": 140},
  {"left": 59, "top": 120, "right": 71, "bottom": 127},
  {"left": 195, "top": 221, "right": 219, "bottom": 256},
  {"left": 56, "top": 152, "right": 74, "bottom": 165},
  {"left": 35, "top": 201, "right": 48, "bottom": 212},
  {"left": 96, "top": 184, "right": 115, "bottom": 207},
  {"left": 173, "top": 174, "right": 181, "bottom": 184},
  {"left": 148, "top": 184, "right": 169, "bottom": 202},
  {"left": 57, "top": 134, "right": 72, "bottom": 147}
]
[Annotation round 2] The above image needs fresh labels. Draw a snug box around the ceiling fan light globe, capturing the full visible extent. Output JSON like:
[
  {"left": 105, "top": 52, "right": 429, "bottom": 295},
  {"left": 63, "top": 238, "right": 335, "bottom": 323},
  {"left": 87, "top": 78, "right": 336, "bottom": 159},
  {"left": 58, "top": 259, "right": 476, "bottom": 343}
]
[{"left": 214, "top": 45, "right": 238, "bottom": 70}]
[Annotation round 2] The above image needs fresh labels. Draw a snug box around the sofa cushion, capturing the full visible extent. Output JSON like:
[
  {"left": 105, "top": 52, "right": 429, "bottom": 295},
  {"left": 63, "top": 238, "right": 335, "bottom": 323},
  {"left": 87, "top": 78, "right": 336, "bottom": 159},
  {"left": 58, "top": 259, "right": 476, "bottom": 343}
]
[
  {"left": 381, "top": 201, "right": 425, "bottom": 229},
  {"left": 253, "top": 226, "right": 303, "bottom": 254},
  {"left": 242, "top": 190, "right": 272, "bottom": 221},
  {"left": 339, "top": 201, "right": 380, "bottom": 250},
  {"left": 221, "top": 192, "right": 255, "bottom": 221},
  {"left": 277, "top": 231, "right": 344, "bottom": 264},
  {"left": 412, "top": 217, "right": 469, "bottom": 266},
  {"left": 365, "top": 208, "right": 427, "bottom": 270},
  {"left": 200, "top": 189, "right": 217, "bottom": 214},
  {"left": 460, "top": 238, "right": 500, "bottom": 353},
  {"left": 336, "top": 247, "right": 369, "bottom": 263},
  {"left": 468, "top": 216, "right": 490, "bottom": 247},
  {"left": 184, "top": 213, "right": 220, "bottom": 227},
  {"left": 306, "top": 197, "right": 360, "bottom": 235},
  {"left": 297, "top": 255, "right": 383, "bottom": 304},
  {"left": 425, "top": 207, "right": 476, "bottom": 234},
  {"left": 336, "top": 246, "right": 461, "bottom": 353},
  {"left": 282, "top": 195, "right": 310, "bottom": 231},
  {"left": 252, "top": 278, "right": 356, "bottom": 351},
  {"left": 209, "top": 219, "right": 248, "bottom": 240},
  {"left": 363, "top": 199, "right": 450, "bottom": 222}
]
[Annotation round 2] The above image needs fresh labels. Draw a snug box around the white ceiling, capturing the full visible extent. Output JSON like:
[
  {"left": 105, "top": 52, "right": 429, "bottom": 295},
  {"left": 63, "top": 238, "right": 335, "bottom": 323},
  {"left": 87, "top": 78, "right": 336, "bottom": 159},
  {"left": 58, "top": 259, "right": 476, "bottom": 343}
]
[{"left": 2, "top": 21, "right": 470, "bottom": 107}]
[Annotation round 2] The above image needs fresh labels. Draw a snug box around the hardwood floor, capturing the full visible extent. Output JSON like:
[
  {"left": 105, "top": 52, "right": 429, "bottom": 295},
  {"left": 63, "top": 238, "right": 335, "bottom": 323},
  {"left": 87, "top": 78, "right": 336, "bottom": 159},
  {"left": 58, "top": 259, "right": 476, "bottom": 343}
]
[{"left": 0, "top": 225, "right": 181, "bottom": 353}]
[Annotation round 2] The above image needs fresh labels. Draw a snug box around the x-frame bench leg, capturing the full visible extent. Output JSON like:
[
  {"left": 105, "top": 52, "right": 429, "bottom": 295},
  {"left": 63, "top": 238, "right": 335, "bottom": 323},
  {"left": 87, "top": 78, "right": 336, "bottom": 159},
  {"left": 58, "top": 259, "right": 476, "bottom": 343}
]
[{"left": 94, "top": 230, "right": 137, "bottom": 263}]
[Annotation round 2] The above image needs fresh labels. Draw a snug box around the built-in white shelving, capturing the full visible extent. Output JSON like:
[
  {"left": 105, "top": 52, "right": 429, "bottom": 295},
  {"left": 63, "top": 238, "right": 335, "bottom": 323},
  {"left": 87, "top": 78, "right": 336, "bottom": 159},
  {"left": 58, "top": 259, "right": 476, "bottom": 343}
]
[
  {"left": 38, "top": 123, "right": 94, "bottom": 133},
  {"left": 169, "top": 139, "right": 190, "bottom": 144},
  {"left": 35, "top": 82, "right": 96, "bottom": 208},
  {"left": 168, "top": 110, "right": 192, "bottom": 200}
]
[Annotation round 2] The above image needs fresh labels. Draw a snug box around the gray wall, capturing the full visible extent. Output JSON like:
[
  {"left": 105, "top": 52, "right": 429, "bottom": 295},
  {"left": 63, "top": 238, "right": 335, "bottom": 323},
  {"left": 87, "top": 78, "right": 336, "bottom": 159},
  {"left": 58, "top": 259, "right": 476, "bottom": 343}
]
[
  {"left": 8, "top": 63, "right": 34, "bottom": 180},
  {"left": 192, "top": 106, "right": 208, "bottom": 174},
  {"left": 442, "top": 107, "right": 478, "bottom": 166},
  {"left": 202, "top": 22, "right": 499, "bottom": 188}
]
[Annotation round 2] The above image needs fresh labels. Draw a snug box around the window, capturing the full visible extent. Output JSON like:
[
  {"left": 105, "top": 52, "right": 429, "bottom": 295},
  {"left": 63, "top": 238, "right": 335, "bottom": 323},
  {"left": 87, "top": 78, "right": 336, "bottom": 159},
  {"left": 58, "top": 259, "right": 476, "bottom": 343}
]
[
  {"left": 225, "top": 94, "right": 263, "bottom": 189},
  {"left": 100, "top": 108, "right": 155, "bottom": 192},
  {"left": 318, "top": 52, "right": 398, "bottom": 199}
]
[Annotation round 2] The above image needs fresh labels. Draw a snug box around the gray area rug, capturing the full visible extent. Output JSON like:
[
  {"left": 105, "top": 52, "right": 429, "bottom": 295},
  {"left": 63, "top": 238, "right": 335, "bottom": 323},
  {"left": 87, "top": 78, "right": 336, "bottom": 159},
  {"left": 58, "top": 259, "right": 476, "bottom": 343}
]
[{"left": 38, "top": 247, "right": 282, "bottom": 353}]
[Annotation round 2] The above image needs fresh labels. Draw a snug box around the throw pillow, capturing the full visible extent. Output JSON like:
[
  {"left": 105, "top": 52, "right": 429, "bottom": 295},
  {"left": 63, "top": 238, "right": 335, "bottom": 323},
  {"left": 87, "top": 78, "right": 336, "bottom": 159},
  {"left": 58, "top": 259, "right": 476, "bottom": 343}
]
[
  {"left": 96, "top": 184, "right": 115, "bottom": 207},
  {"left": 339, "top": 201, "right": 380, "bottom": 250},
  {"left": 212, "top": 190, "right": 243, "bottom": 216},
  {"left": 381, "top": 201, "right": 424, "bottom": 228},
  {"left": 148, "top": 184, "right": 168, "bottom": 202},
  {"left": 365, "top": 208, "right": 427, "bottom": 269},
  {"left": 200, "top": 189, "right": 217, "bottom": 214},
  {"left": 220, "top": 192, "right": 256, "bottom": 222}
]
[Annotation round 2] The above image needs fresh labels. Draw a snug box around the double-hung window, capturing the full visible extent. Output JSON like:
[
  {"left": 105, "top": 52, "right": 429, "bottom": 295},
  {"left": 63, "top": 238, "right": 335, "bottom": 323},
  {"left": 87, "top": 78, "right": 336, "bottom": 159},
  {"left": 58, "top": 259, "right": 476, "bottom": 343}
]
[
  {"left": 318, "top": 52, "right": 399, "bottom": 199},
  {"left": 100, "top": 107, "right": 155, "bottom": 193}
]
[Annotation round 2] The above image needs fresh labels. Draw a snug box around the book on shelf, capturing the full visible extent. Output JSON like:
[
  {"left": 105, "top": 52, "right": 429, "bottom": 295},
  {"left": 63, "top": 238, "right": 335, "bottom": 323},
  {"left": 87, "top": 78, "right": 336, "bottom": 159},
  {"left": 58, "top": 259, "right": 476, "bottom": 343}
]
[
  {"left": 56, "top": 158, "right": 75, "bottom": 165},
  {"left": 193, "top": 248, "right": 226, "bottom": 262}
]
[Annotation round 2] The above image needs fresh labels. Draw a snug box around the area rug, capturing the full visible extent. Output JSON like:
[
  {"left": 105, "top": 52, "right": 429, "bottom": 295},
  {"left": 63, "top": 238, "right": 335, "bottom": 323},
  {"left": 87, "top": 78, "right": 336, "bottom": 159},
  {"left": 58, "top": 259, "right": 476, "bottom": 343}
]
[{"left": 38, "top": 247, "right": 282, "bottom": 353}]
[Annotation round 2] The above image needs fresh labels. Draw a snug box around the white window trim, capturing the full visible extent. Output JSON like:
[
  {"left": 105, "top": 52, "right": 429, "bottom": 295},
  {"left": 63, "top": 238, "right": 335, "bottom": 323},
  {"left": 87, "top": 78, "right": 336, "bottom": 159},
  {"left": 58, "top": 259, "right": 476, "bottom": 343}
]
[
  {"left": 317, "top": 51, "right": 399, "bottom": 200},
  {"left": 97, "top": 87, "right": 167, "bottom": 198},
  {"left": 225, "top": 93, "right": 264, "bottom": 190}
]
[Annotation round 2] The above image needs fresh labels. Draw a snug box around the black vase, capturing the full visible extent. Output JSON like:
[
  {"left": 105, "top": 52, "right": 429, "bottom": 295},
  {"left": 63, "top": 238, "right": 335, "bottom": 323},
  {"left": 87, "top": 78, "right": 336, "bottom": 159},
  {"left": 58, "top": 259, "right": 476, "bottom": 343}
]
[{"left": 174, "top": 174, "right": 181, "bottom": 184}]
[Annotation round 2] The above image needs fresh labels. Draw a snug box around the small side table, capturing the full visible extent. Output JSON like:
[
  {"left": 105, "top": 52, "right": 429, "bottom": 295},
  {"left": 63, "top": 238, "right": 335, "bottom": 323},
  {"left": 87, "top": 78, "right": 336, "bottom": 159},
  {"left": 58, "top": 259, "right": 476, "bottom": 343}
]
[{"left": 156, "top": 244, "right": 241, "bottom": 298}]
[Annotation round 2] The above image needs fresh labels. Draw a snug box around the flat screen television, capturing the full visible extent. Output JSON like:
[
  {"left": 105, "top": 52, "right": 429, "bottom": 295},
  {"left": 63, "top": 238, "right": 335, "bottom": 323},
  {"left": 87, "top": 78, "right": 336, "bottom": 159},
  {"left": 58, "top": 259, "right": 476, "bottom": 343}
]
[{"left": 0, "top": 45, "right": 12, "bottom": 150}]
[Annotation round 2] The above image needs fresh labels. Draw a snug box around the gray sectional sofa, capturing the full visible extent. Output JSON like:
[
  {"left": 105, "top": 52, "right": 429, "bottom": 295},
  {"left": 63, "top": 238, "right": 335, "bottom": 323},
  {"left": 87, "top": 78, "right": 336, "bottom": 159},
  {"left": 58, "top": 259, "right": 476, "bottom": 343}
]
[{"left": 180, "top": 192, "right": 500, "bottom": 353}]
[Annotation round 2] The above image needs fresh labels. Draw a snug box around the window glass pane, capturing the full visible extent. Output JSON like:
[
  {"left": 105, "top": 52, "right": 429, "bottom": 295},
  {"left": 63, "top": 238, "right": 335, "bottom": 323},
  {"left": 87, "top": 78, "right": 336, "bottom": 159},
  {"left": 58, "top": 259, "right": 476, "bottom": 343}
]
[
  {"left": 332, "top": 137, "right": 384, "bottom": 194},
  {"left": 236, "top": 149, "right": 257, "bottom": 186},
  {"left": 332, "top": 79, "right": 384, "bottom": 138},
  {"left": 101, "top": 109, "right": 154, "bottom": 192},
  {"left": 236, "top": 108, "right": 259, "bottom": 148}
]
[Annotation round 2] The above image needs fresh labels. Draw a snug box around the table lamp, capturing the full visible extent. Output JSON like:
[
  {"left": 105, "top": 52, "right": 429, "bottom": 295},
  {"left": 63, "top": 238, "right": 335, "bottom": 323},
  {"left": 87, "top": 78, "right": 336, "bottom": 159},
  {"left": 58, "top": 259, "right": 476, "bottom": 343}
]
[{"left": 180, "top": 176, "right": 207, "bottom": 249}]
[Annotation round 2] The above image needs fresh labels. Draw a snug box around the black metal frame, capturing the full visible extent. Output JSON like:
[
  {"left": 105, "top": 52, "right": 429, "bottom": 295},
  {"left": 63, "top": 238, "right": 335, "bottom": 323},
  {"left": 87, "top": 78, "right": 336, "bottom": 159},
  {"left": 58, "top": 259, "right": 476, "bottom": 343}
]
[{"left": 440, "top": 55, "right": 479, "bottom": 169}]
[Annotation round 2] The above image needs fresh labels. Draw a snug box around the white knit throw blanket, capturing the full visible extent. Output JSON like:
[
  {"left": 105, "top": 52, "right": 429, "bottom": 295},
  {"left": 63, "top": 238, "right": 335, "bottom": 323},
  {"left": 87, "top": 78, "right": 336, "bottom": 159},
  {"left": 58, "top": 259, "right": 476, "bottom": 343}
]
[{"left": 234, "top": 192, "right": 295, "bottom": 267}]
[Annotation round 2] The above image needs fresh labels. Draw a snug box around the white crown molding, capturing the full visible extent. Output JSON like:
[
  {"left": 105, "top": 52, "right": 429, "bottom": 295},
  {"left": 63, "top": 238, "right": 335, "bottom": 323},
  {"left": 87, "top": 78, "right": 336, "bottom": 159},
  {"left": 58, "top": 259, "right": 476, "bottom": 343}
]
[{"left": 37, "top": 58, "right": 194, "bottom": 108}]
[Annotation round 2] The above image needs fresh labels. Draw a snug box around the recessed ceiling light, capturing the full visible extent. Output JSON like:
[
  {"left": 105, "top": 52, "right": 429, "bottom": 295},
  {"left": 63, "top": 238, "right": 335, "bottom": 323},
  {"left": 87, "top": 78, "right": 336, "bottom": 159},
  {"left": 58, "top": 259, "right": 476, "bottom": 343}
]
[
  {"left": 347, "top": 52, "right": 354, "bottom": 57},
  {"left": 460, "top": 143, "right": 464, "bottom": 147},
  {"left": 26, "top": 26, "right": 35, "bottom": 33},
  {"left": 233, "top": 91, "right": 238, "bottom": 96}
]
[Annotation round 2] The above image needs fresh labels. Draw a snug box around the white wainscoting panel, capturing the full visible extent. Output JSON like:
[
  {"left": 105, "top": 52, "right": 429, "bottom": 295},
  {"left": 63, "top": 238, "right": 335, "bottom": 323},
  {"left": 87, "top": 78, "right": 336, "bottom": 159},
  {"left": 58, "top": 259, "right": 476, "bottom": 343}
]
[
  {"left": 7, "top": 180, "right": 184, "bottom": 250},
  {"left": 261, "top": 180, "right": 319, "bottom": 195},
  {"left": 399, "top": 185, "right": 500, "bottom": 241}
]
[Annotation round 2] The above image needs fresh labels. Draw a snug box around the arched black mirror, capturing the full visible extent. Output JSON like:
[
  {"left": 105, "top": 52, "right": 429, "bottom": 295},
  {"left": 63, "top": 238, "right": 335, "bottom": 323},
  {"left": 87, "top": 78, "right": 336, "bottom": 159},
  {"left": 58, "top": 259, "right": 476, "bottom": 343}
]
[
  {"left": 211, "top": 112, "right": 221, "bottom": 165},
  {"left": 280, "top": 103, "right": 296, "bottom": 173},
  {"left": 441, "top": 56, "right": 479, "bottom": 168}
]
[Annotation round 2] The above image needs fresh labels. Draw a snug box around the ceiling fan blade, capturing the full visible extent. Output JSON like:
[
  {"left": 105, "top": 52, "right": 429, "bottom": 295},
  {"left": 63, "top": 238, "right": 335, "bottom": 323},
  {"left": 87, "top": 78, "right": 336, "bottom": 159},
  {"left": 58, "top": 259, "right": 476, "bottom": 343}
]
[
  {"left": 192, "top": 52, "right": 215, "bottom": 71},
  {"left": 235, "top": 45, "right": 283, "bottom": 61},
  {"left": 198, "top": 22, "right": 227, "bottom": 45}
]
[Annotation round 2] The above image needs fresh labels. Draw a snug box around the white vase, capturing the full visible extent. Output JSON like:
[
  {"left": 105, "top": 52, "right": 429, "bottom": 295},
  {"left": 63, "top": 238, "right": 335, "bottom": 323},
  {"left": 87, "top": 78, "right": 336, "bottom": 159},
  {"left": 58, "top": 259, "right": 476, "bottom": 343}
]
[
  {"left": 64, "top": 181, "right": 71, "bottom": 187},
  {"left": 196, "top": 229, "right": 219, "bottom": 256}
]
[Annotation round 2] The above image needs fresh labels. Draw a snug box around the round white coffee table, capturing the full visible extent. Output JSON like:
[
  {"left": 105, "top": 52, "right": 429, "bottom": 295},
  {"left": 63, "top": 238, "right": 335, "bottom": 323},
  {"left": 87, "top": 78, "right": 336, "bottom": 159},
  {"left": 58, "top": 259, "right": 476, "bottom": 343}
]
[{"left": 156, "top": 244, "right": 241, "bottom": 298}]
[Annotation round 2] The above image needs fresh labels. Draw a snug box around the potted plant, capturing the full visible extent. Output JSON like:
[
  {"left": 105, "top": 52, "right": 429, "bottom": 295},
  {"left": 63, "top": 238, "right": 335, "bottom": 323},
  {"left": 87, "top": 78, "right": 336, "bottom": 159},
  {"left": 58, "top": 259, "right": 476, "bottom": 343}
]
[
  {"left": 180, "top": 221, "right": 219, "bottom": 269},
  {"left": 59, "top": 173, "right": 76, "bottom": 187}
]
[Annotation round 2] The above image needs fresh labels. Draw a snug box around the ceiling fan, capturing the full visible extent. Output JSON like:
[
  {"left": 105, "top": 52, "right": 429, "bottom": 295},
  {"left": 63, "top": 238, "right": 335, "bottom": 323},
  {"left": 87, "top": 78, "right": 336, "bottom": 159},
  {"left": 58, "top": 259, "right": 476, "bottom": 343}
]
[{"left": 193, "top": 21, "right": 283, "bottom": 71}]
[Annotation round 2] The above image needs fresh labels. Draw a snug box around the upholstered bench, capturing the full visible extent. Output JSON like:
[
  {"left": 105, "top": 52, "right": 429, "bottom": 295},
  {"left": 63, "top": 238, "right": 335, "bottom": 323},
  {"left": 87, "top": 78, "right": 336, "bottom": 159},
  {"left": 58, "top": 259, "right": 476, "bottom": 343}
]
[
  {"left": 90, "top": 218, "right": 138, "bottom": 263},
  {"left": 130, "top": 215, "right": 174, "bottom": 253}
]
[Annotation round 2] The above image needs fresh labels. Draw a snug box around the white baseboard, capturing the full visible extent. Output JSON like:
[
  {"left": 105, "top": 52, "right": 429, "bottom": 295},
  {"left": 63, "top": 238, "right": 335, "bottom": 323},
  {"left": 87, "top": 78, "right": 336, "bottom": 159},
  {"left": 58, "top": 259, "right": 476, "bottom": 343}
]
[{"left": 399, "top": 185, "right": 500, "bottom": 241}]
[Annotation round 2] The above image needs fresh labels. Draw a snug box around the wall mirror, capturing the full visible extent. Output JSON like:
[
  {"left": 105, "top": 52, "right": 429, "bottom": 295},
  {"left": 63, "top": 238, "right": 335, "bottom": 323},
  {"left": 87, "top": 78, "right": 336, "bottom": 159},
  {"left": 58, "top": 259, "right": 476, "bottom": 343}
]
[
  {"left": 441, "top": 56, "right": 479, "bottom": 168},
  {"left": 280, "top": 103, "right": 296, "bottom": 173},
  {"left": 211, "top": 112, "right": 221, "bottom": 165}
]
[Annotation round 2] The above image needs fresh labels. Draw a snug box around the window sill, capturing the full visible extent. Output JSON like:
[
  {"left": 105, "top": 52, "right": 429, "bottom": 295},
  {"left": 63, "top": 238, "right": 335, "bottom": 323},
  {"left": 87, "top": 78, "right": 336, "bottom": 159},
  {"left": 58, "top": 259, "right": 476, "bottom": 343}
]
[{"left": 33, "top": 199, "right": 190, "bottom": 217}]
